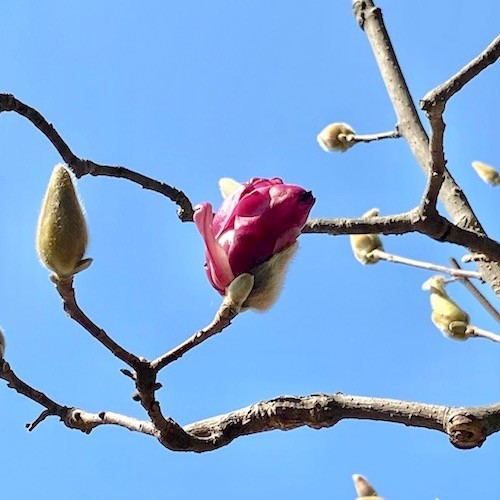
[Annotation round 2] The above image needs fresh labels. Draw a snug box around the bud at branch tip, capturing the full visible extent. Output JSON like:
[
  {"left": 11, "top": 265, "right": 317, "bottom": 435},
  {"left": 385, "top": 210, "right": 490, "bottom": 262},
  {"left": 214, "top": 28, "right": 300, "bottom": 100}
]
[{"left": 36, "top": 164, "right": 92, "bottom": 281}]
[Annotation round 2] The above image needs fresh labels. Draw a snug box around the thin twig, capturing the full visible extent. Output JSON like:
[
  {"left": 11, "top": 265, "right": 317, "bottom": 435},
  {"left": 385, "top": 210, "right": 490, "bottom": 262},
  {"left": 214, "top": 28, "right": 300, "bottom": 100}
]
[
  {"left": 370, "top": 249, "right": 482, "bottom": 280},
  {"left": 342, "top": 129, "right": 400, "bottom": 144},
  {"left": 421, "top": 36, "right": 500, "bottom": 109},
  {"left": 26, "top": 410, "right": 52, "bottom": 432},
  {"left": 54, "top": 278, "right": 141, "bottom": 368},
  {"left": 467, "top": 326, "right": 500, "bottom": 343},
  {"left": 0, "top": 93, "right": 194, "bottom": 222},
  {"left": 151, "top": 302, "right": 240, "bottom": 371},
  {"left": 450, "top": 258, "right": 500, "bottom": 322}
]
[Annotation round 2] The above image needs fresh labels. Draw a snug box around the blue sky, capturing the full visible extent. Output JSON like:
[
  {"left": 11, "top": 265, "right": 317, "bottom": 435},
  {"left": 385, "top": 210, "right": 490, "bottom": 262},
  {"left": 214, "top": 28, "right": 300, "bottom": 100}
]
[{"left": 1, "top": 1, "right": 499, "bottom": 498}]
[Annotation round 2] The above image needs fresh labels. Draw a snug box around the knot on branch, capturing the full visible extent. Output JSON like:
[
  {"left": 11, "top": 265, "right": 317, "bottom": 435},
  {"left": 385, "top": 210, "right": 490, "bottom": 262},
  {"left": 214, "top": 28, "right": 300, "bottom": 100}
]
[
  {"left": 446, "top": 412, "right": 486, "bottom": 449},
  {"left": 62, "top": 407, "right": 99, "bottom": 434}
]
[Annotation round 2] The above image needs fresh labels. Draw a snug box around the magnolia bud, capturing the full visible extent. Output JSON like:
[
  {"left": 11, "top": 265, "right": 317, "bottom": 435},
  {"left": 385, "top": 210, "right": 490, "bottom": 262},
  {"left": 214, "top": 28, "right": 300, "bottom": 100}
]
[
  {"left": 350, "top": 208, "right": 384, "bottom": 264},
  {"left": 471, "top": 161, "right": 500, "bottom": 186},
  {"left": 422, "top": 276, "right": 470, "bottom": 340},
  {"left": 242, "top": 242, "right": 298, "bottom": 311},
  {"left": 352, "top": 474, "right": 378, "bottom": 497},
  {"left": 36, "top": 164, "right": 92, "bottom": 281},
  {"left": 219, "top": 178, "right": 243, "bottom": 199},
  {"left": 317, "top": 122, "right": 356, "bottom": 152},
  {"left": 0, "top": 328, "right": 5, "bottom": 359},
  {"left": 225, "top": 273, "right": 255, "bottom": 310}
]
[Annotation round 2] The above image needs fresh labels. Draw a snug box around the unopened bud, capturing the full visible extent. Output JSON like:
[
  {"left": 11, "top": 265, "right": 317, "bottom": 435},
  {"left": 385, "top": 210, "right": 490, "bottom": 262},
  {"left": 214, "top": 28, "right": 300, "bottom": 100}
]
[
  {"left": 350, "top": 208, "right": 384, "bottom": 264},
  {"left": 243, "top": 242, "right": 298, "bottom": 311},
  {"left": 422, "top": 276, "right": 470, "bottom": 340},
  {"left": 471, "top": 161, "right": 500, "bottom": 186},
  {"left": 0, "top": 328, "right": 5, "bottom": 359},
  {"left": 36, "top": 164, "right": 92, "bottom": 281},
  {"left": 352, "top": 474, "right": 378, "bottom": 497},
  {"left": 317, "top": 122, "right": 356, "bottom": 152}
]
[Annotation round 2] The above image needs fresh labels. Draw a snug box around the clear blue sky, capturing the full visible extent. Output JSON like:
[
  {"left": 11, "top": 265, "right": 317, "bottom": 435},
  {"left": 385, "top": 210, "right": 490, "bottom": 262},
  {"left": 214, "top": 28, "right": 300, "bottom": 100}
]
[{"left": 1, "top": 1, "right": 498, "bottom": 498}]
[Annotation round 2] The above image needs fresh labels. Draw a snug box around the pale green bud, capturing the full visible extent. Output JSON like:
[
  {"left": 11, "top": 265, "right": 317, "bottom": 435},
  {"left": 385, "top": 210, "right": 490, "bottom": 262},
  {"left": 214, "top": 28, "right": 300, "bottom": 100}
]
[
  {"left": 471, "top": 161, "right": 500, "bottom": 186},
  {"left": 317, "top": 122, "right": 356, "bottom": 152},
  {"left": 242, "top": 242, "right": 298, "bottom": 311},
  {"left": 422, "top": 276, "right": 470, "bottom": 340},
  {"left": 225, "top": 273, "right": 255, "bottom": 310},
  {"left": 350, "top": 208, "right": 384, "bottom": 264},
  {"left": 0, "top": 328, "right": 5, "bottom": 359},
  {"left": 352, "top": 474, "right": 378, "bottom": 497},
  {"left": 36, "top": 164, "right": 92, "bottom": 281}
]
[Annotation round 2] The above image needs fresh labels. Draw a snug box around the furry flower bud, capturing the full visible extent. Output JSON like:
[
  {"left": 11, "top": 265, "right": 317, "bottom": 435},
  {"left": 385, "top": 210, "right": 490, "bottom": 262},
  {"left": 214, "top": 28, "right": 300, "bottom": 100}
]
[
  {"left": 422, "top": 276, "right": 470, "bottom": 340},
  {"left": 36, "top": 164, "right": 92, "bottom": 280},
  {"left": 195, "top": 177, "right": 314, "bottom": 311},
  {"left": 317, "top": 122, "right": 356, "bottom": 152},
  {"left": 471, "top": 161, "right": 500, "bottom": 186},
  {"left": 352, "top": 474, "right": 381, "bottom": 499},
  {"left": 350, "top": 208, "right": 384, "bottom": 264}
]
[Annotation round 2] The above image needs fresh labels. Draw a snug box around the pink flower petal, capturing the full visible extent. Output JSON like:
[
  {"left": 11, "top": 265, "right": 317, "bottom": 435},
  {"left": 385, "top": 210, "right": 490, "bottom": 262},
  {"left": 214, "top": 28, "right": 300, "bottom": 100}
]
[{"left": 194, "top": 203, "right": 235, "bottom": 292}]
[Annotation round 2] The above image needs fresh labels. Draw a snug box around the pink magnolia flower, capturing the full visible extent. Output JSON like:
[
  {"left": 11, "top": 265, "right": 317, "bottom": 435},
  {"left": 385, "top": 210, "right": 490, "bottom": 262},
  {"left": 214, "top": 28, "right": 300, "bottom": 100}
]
[{"left": 194, "top": 177, "right": 315, "bottom": 296}]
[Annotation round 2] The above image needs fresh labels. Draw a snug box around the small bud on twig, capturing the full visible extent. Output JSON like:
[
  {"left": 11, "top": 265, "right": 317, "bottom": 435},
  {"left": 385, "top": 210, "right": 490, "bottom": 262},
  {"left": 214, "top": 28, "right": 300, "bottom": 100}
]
[
  {"left": 471, "top": 161, "right": 500, "bottom": 186},
  {"left": 317, "top": 122, "right": 356, "bottom": 152},
  {"left": 350, "top": 208, "right": 384, "bottom": 264},
  {"left": 422, "top": 276, "right": 470, "bottom": 340},
  {"left": 36, "top": 164, "right": 92, "bottom": 281},
  {"left": 352, "top": 474, "right": 383, "bottom": 499}
]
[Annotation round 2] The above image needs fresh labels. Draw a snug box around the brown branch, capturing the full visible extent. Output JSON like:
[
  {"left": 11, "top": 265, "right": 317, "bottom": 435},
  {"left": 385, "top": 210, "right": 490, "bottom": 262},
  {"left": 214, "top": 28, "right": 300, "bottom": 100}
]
[
  {"left": 0, "top": 360, "right": 66, "bottom": 419},
  {"left": 420, "top": 103, "right": 446, "bottom": 216},
  {"left": 303, "top": 210, "right": 420, "bottom": 236},
  {"left": 450, "top": 258, "right": 500, "bottom": 322},
  {"left": 151, "top": 301, "right": 240, "bottom": 371},
  {"left": 2, "top": 359, "right": 498, "bottom": 451},
  {"left": 54, "top": 278, "right": 141, "bottom": 368},
  {"left": 183, "top": 394, "right": 500, "bottom": 452},
  {"left": 0, "top": 93, "right": 194, "bottom": 222},
  {"left": 303, "top": 213, "right": 500, "bottom": 261},
  {"left": 26, "top": 409, "right": 52, "bottom": 431},
  {"left": 352, "top": 0, "right": 500, "bottom": 295},
  {"left": 419, "top": 35, "right": 500, "bottom": 216},
  {"left": 421, "top": 36, "right": 500, "bottom": 109}
]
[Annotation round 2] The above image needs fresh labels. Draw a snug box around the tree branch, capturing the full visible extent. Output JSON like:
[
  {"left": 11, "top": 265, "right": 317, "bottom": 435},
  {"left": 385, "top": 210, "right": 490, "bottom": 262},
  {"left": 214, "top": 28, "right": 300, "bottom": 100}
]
[
  {"left": 3, "top": 359, "right": 498, "bottom": 451},
  {"left": 421, "top": 36, "right": 500, "bottom": 109},
  {"left": 184, "top": 394, "right": 499, "bottom": 452},
  {"left": 369, "top": 249, "right": 482, "bottom": 280},
  {"left": 0, "top": 93, "right": 194, "bottom": 222},
  {"left": 54, "top": 278, "right": 141, "bottom": 368},
  {"left": 151, "top": 301, "right": 240, "bottom": 371},
  {"left": 303, "top": 212, "right": 500, "bottom": 260},
  {"left": 450, "top": 258, "right": 500, "bottom": 322},
  {"left": 466, "top": 326, "right": 500, "bottom": 343},
  {"left": 352, "top": 0, "right": 500, "bottom": 294},
  {"left": 343, "top": 129, "right": 400, "bottom": 144}
]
